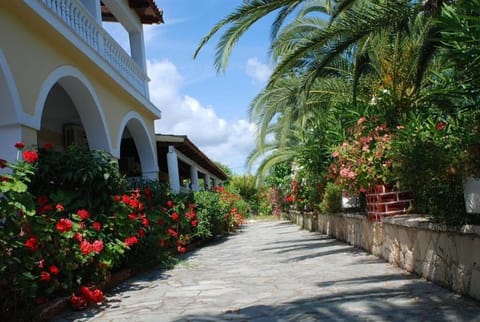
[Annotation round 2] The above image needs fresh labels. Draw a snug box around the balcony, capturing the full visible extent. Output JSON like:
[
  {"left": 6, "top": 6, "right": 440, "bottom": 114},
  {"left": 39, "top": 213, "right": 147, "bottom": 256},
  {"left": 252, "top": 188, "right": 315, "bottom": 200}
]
[{"left": 28, "top": 0, "right": 150, "bottom": 98}]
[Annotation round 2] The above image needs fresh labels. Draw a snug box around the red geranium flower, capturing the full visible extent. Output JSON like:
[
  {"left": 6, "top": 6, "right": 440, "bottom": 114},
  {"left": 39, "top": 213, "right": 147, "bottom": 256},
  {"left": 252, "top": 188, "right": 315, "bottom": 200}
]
[
  {"left": 122, "top": 195, "right": 131, "bottom": 204},
  {"left": 22, "top": 150, "right": 38, "bottom": 163},
  {"left": 36, "top": 195, "right": 49, "bottom": 205},
  {"left": 124, "top": 236, "right": 138, "bottom": 247},
  {"left": 128, "top": 213, "right": 137, "bottom": 221},
  {"left": 171, "top": 212, "right": 179, "bottom": 221},
  {"left": 76, "top": 209, "right": 91, "bottom": 220},
  {"left": 92, "top": 221, "right": 102, "bottom": 231},
  {"left": 142, "top": 217, "right": 150, "bottom": 227},
  {"left": 70, "top": 294, "right": 88, "bottom": 310},
  {"left": 80, "top": 286, "right": 93, "bottom": 301},
  {"left": 56, "top": 204, "right": 64, "bottom": 212},
  {"left": 177, "top": 246, "right": 187, "bottom": 254},
  {"left": 191, "top": 219, "right": 198, "bottom": 227},
  {"left": 92, "top": 240, "right": 104, "bottom": 253},
  {"left": 40, "top": 271, "right": 51, "bottom": 282},
  {"left": 113, "top": 195, "right": 121, "bottom": 202},
  {"left": 137, "top": 228, "right": 145, "bottom": 238},
  {"left": 90, "top": 289, "right": 104, "bottom": 303},
  {"left": 0, "top": 159, "right": 7, "bottom": 168},
  {"left": 49, "top": 265, "right": 60, "bottom": 275},
  {"left": 166, "top": 200, "right": 174, "bottom": 208},
  {"left": 56, "top": 218, "right": 73, "bottom": 233},
  {"left": 144, "top": 187, "right": 152, "bottom": 199},
  {"left": 436, "top": 122, "right": 447, "bottom": 131},
  {"left": 25, "top": 236, "right": 38, "bottom": 251},
  {"left": 167, "top": 228, "right": 178, "bottom": 238},
  {"left": 44, "top": 142, "right": 53, "bottom": 151},
  {"left": 73, "top": 232, "right": 83, "bottom": 242},
  {"left": 14, "top": 142, "right": 25, "bottom": 149},
  {"left": 159, "top": 239, "right": 168, "bottom": 248},
  {"left": 80, "top": 240, "right": 93, "bottom": 255}
]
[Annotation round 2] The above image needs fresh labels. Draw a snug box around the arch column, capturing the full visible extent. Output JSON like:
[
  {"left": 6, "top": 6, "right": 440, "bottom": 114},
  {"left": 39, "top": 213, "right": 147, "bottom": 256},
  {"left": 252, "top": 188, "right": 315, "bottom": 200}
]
[
  {"left": 190, "top": 165, "right": 199, "bottom": 192},
  {"left": 205, "top": 173, "right": 212, "bottom": 190},
  {"left": 167, "top": 145, "right": 180, "bottom": 193}
]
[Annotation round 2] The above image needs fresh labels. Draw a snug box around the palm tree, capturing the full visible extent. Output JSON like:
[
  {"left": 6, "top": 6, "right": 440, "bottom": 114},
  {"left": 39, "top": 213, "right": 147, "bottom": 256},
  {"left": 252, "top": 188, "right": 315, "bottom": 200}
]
[{"left": 194, "top": 0, "right": 337, "bottom": 73}]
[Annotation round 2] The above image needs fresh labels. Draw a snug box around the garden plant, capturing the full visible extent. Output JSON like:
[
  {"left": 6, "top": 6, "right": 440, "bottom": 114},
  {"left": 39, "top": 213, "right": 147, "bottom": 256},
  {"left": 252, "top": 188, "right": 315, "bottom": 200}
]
[{"left": 0, "top": 144, "right": 246, "bottom": 321}]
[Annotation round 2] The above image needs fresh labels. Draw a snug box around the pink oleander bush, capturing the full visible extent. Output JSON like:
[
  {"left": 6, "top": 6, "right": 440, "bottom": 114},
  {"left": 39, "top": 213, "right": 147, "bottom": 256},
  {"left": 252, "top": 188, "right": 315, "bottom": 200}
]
[
  {"left": 328, "top": 116, "right": 397, "bottom": 194},
  {"left": 0, "top": 143, "right": 244, "bottom": 320}
]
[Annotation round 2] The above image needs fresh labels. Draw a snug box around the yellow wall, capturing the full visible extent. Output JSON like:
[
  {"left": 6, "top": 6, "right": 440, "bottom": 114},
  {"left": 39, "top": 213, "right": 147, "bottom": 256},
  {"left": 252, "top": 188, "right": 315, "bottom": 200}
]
[{"left": 0, "top": 2, "right": 158, "bottom": 152}]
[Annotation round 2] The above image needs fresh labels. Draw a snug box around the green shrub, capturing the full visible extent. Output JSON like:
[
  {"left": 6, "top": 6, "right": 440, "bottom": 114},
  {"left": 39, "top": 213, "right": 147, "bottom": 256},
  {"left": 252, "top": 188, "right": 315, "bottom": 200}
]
[{"left": 319, "top": 182, "right": 342, "bottom": 214}]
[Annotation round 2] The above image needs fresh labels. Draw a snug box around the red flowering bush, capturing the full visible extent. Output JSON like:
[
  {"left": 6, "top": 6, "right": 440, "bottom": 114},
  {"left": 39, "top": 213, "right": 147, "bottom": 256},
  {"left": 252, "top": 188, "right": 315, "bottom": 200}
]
[{"left": 0, "top": 143, "right": 239, "bottom": 320}]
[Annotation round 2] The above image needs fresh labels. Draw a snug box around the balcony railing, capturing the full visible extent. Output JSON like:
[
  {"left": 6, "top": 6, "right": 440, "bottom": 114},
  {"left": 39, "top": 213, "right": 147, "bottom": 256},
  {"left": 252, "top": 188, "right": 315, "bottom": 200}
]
[{"left": 38, "top": 0, "right": 148, "bottom": 96}]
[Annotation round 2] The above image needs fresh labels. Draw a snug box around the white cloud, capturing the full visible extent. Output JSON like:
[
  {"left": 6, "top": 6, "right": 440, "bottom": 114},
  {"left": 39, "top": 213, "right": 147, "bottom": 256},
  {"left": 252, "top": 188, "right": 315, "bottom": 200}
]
[
  {"left": 245, "top": 57, "right": 272, "bottom": 84},
  {"left": 149, "top": 59, "right": 256, "bottom": 174}
]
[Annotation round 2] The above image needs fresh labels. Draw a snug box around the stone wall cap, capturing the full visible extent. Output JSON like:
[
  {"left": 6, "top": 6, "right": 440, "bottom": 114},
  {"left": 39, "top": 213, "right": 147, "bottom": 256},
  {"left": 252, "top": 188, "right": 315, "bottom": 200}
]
[{"left": 382, "top": 214, "right": 480, "bottom": 236}]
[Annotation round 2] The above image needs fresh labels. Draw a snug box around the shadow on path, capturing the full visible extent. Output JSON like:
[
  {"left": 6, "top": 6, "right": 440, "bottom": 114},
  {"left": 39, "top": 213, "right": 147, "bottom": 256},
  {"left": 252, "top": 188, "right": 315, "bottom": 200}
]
[{"left": 176, "top": 279, "right": 480, "bottom": 322}]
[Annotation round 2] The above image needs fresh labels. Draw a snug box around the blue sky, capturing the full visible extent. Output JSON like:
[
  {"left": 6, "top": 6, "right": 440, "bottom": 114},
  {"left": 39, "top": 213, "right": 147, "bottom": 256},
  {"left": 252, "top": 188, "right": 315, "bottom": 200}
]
[{"left": 106, "top": 0, "right": 275, "bottom": 174}]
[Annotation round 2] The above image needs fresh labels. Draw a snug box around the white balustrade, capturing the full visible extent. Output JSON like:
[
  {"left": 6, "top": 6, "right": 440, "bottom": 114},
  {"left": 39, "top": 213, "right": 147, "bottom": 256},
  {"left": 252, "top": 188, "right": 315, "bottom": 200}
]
[{"left": 39, "top": 0, "right": 148, "bottom": 96}]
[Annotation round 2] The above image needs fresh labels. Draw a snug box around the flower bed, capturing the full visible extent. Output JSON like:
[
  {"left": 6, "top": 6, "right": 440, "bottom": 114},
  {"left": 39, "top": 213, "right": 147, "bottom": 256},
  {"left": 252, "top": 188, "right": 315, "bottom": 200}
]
[{"left": 0, "top": 143, "right": 245, "bottom": 321}]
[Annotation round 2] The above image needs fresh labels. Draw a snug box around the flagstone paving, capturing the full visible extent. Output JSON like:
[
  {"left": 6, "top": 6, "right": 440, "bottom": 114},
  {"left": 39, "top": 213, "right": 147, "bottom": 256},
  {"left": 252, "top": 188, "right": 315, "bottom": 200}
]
[{"left": 54, "top": 220, "right": 480, "bottom": 321}]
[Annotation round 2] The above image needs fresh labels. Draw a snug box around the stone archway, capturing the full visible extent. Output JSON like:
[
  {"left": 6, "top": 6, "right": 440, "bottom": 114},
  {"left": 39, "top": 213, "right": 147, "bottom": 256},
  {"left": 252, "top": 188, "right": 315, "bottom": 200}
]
[{"left": 34, "top": 66, "right": 112, "bottom": 154}]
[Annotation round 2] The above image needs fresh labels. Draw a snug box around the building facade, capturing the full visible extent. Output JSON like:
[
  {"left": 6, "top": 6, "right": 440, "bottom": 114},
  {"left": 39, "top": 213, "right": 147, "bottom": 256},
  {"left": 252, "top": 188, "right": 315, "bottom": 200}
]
[{"left": 0, "top": 0, "right": 163, "bottom": 179}]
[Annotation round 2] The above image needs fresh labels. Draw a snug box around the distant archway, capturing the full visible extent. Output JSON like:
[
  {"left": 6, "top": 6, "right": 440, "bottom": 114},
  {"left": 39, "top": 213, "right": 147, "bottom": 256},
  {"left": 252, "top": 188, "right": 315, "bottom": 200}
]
[{"left": 118, "top": 112, "right": 158, "bottom": 179}]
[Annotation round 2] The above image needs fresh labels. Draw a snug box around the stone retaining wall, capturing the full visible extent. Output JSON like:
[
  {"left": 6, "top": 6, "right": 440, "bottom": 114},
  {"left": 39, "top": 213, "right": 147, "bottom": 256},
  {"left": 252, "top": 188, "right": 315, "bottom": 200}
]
[{"left": 289, "top": 210, "right": 480, "bottom": 301}]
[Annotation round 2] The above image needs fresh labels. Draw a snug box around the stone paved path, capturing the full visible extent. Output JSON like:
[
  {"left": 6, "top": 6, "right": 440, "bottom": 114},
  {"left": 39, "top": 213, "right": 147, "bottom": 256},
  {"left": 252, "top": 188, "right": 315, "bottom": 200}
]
[{"left": 54, "top": 220, "right": 480, "bottom": 322}]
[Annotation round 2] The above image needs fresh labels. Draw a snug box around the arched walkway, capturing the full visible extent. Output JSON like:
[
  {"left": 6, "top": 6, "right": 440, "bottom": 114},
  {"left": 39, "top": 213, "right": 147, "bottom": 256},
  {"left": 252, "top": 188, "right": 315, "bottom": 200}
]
[
  {"left": 117, "top": 112, "right": 158, "bottom": 180},
  {"left": 35, "top": 66, "right": 112, "bottom": 154}
]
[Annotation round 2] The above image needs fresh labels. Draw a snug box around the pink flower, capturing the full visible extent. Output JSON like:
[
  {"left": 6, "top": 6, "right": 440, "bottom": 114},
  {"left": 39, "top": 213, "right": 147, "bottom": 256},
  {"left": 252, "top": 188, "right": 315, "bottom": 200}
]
[{"left": 37, "top": 259, "right": 45, "bottom": 268}]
